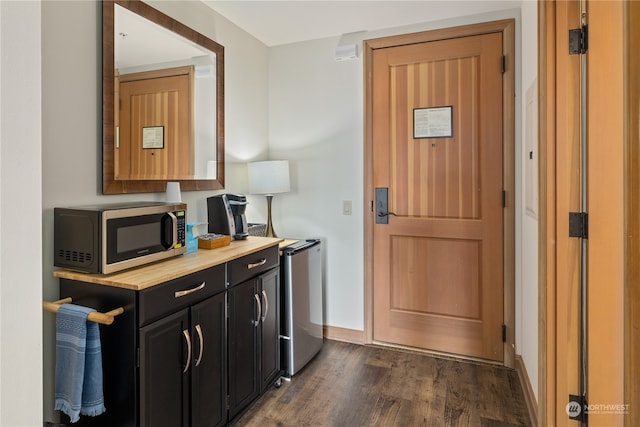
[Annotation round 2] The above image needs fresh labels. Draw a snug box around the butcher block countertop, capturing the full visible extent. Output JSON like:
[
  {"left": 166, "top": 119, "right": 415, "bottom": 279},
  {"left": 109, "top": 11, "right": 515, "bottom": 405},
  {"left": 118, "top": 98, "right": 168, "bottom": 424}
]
[{"left": 54, "top": 236, "right": 284, "bottom": 291}]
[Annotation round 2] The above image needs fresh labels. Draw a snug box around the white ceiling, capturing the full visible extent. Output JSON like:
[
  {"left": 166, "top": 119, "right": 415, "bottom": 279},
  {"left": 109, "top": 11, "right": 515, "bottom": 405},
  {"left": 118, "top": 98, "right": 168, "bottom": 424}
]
[
  {"left": 116, "top": 4, "right": 213, "bottom": 70},
  {"left": 203, "top": 0, "right": 521, "bottom": 47}
]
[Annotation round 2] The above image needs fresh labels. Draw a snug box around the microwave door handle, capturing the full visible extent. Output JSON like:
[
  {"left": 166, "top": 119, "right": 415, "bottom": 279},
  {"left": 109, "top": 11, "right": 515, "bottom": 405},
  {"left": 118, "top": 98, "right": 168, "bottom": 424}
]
[
  {"left": 169, "top": 212, "right": 178, "bottom": 248},
  {"left": 161, "top": 212, "right": 178, "bottom": 249}
]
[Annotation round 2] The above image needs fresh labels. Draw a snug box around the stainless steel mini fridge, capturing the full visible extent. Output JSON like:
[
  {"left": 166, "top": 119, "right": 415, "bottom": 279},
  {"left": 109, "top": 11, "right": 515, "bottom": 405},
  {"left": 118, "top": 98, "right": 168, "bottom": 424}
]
[{"left": 281, "top": 239, "right": 323, "bottom": 376}]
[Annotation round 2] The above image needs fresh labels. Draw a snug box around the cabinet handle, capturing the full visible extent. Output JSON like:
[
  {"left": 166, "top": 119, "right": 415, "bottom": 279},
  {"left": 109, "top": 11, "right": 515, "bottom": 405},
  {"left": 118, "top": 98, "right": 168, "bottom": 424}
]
[
  {"left": 254, "top": 293, "right": 262, "bottom": 327},
  {"left": 261, "top": 289, "right": 269, "bottom": 322},
  {"left": 175, "top": 282, "right": 205, "bottom": 298},
  {"left": 182, "top": 329, "right": 192, "bottom": 374},
  {"left": 247, "top": 258, "right": 267, "bottom": 269},
  {"left": 194, "top": 324, "right": 204, "bottom": 367}
]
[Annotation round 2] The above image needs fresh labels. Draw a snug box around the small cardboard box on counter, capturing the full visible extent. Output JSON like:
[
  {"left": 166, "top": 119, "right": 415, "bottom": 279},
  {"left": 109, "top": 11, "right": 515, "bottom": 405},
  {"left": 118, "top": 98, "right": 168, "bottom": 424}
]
[{"left": 198, "top": 233, "right": 232, "bottom": 249}]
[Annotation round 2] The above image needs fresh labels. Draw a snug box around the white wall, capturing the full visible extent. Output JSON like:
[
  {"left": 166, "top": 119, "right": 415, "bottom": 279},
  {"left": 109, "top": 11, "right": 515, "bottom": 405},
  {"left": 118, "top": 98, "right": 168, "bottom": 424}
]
[
  {"left": 40, "top": 1, "right": 269, "bottom": 422},
  {"left": 0, "top": 1, "right": 43, "bottom": 426},
  {"left": 519, "top": 0, "right": 539, "bottom": 402},
  {"left": 268, "top": 37, "right": 365, "bottom": 328},
  {"left": 267, "top": 8, "right": 528, "bottom": 340}
]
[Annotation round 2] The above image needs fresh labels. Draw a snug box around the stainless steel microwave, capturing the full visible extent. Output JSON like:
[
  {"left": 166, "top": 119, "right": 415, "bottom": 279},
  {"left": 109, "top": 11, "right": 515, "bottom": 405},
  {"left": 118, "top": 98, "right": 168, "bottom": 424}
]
[{"left": 54, "top": 202, "right": 187, "bottom": 274}]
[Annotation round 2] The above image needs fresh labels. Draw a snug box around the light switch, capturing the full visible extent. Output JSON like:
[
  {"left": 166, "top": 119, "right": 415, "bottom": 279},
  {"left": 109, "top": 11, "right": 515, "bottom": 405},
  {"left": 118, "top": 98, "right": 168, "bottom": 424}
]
[{"left": 342, "top": 200, "right": 352, "bottom": 215}]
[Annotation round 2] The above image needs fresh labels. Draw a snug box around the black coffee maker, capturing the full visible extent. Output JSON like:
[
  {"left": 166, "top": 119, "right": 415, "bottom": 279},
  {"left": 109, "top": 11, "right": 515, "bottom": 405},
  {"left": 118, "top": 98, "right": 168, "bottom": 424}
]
[{"left": 207, "top": 194, "right": 249, "bottom": 240}]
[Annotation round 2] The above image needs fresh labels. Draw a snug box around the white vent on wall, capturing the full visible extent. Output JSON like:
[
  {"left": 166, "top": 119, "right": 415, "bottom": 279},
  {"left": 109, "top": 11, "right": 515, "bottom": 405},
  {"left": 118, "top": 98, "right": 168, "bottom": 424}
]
[
  {"left": 334, "top": 31, "right": 367, "bottom": 61},
  {"left": 335, "top": 44, "right": 358, "bottom": 61}
]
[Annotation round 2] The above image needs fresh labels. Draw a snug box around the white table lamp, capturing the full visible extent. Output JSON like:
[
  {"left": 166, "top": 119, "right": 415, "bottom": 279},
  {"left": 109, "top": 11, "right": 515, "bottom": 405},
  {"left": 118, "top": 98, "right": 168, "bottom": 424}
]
[{"left": 248, "top": 160, "right": 290, "bottom": 237}]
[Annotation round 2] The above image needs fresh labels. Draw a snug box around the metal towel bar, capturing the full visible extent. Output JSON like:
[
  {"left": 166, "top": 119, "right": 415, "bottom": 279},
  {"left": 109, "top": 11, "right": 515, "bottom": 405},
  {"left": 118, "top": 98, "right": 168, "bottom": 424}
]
[{"left": 42, "top": 297, "right": 124, "bottom": 325}]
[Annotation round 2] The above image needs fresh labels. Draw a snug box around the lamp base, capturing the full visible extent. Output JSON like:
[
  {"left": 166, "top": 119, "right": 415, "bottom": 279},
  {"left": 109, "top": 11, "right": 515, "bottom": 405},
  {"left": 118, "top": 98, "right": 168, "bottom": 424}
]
[{"left": 265, "top": 195, "right": 277, "bottom": 238}]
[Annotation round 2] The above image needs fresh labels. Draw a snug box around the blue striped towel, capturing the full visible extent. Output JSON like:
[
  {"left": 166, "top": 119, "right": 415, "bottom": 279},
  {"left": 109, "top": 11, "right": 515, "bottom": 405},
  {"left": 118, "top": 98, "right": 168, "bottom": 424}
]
[{"left": 54, "top": 303, "right": 106, "bottom": 423}]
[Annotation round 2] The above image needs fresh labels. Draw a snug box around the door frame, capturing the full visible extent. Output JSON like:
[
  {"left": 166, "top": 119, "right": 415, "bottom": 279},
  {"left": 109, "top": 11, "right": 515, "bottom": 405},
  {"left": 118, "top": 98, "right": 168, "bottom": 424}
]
[
  {"left": 625, "top": 2, "right": 640, "bottom": 426},
  {"left": 539, "top": 1, "right": 626, "bottom": 425},
  {"left": 363, "top": 19, "right": 516, "bottom": 367}
]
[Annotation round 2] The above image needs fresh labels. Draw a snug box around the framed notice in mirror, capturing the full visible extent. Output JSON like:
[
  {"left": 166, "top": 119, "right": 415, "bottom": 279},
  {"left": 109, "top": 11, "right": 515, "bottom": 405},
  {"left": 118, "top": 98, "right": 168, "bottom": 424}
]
[
  {"left": 413, "top": 106, "right": 453, "bottom": 138},
  {"left": 142, "top": 126, "right": 164, "bottom": 149}
]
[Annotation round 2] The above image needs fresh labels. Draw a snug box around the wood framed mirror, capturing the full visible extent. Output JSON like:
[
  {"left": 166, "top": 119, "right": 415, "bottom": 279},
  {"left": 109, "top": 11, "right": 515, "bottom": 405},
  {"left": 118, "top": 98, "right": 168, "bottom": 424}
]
[{"left": 102, "top": 0, "right": 224, "bottom": 194}]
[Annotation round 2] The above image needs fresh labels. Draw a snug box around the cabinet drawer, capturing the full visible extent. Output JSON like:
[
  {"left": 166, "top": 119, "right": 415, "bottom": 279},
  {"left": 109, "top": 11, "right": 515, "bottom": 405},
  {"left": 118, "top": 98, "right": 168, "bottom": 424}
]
[
  {"left": 139, "top": 264, "right": 225, "bottom": 326},
  {"left": 228, "top": 245, "right": 279, "bottom": 287}
]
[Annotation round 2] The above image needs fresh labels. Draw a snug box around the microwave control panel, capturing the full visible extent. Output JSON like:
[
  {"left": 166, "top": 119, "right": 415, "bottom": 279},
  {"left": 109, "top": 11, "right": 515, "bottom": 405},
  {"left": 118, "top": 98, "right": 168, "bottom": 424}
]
[{"left": 176, "top": 210, "right": 186, "bottom": 248}]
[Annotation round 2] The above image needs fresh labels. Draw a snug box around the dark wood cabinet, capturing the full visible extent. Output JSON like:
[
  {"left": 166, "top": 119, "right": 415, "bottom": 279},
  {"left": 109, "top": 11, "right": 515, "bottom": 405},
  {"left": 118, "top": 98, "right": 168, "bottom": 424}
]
[
  {"left": 260, "top": 267, "right": 280, "bottom": 390},
  {"left": 227, "top": 246, "right": 281, "bottom": 419},
  {"left": 55, "top": 240, "right": 281, "bottom": 427},
  {"left": 228, "top": 278, "right": 260, "bottom": 419},
  {"left": 190, "top": 293, "right": 227, "bottom": 427},
  {"left": 139, "top": 309, "right": 190, "bottom": 427},
  {"left": 60, "top": 263, "right": 227, "bottom": 427},
  {"left": 138, "top": 267, "right": 227, "bottom": 427},
  {"left": 139, "top": 292, "right": 227, "bottom": 427}
]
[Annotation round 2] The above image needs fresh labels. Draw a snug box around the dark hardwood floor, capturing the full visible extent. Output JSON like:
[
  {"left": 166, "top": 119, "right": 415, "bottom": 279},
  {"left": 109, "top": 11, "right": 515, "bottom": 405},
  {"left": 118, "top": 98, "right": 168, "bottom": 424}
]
[{"left": 234, "top": 340, "right": 531, "bottom": 427}]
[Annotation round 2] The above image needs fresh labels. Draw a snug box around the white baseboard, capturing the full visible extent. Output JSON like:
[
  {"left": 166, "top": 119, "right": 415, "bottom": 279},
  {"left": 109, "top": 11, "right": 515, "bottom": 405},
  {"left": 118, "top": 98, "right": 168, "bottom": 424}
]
[
  {"left": 515, "top": 355, "right": 538, "bottom": 427},
  {"left": 323, "top": 325, "right": 364, "bottom": 344}
]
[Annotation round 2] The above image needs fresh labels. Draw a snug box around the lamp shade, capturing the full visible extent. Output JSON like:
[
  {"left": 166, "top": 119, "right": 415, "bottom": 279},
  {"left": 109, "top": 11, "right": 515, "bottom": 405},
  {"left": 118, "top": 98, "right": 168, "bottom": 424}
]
[{"left": 248, "top": 160, "right": 291, "bottom": 195}]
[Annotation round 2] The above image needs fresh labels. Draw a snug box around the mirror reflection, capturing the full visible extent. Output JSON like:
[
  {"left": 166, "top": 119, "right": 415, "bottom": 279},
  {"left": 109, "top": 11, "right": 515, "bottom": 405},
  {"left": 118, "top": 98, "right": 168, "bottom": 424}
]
[
  {"left": 115, "top": 4, "right": 217, "bottom": 181},
  {"left": 103, "top": 1, "right": 224, "bottom": 194}
]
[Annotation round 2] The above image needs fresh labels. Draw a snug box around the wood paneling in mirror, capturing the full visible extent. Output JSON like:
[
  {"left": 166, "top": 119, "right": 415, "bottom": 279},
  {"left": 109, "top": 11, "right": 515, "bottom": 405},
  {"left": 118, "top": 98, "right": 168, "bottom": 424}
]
[
  {"left": 103, "top": 0, "right": 225, "bottom": 194},
  {"left": 119, "top": 67, "right": 193, "bottom": 179}
]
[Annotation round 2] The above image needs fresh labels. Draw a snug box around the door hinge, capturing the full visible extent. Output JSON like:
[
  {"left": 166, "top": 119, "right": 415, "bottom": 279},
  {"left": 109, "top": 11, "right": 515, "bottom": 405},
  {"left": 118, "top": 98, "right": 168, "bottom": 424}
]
[
  {"left": 502, "top": 190, "right": 507, "bottom": 208},
  {"left": 569, "top": 25, "right": 588, "bottom": 55},
  {"left": 569, "top": 212, "right": 589, "bottom": 239},
  {"left": 501, "top": 55, "right": 506, "bottom": 73},
  {"left": 502, "top": 324, "right": 507, "bottom": 343},
  {"left": 568, "top": 394, "right": 588, "bottom": 423},
  {"left": 226, "top": 395, "right": 230, "bottom": 411},
  {"left": 137, "top": 348, "right": 140, "bottom": 368}
]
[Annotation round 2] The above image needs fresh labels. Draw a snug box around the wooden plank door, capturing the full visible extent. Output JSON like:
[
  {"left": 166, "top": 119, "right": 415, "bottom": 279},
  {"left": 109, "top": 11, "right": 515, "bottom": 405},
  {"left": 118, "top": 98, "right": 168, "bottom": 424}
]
[
  {"left": 372, "top": 32, "right": 505, "bottom": 362},
  {"left": 118, "top": 66, "right": 194, "bottom": 180}
]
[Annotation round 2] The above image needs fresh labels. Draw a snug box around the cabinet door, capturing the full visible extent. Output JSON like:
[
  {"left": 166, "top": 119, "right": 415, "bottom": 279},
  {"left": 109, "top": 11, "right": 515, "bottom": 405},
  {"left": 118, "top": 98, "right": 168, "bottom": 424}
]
[
  {"left": 260, "top": 267, "right": 280, "bottom": 390},
  {"left": 191, "top": 292, "right": 227, "bottom": 427},
  {"left": 139, "top": 309, "right": 190, "bottom": 427},
  {"left": 228, "top": 278, "right": 260, "bottom": 419}
]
